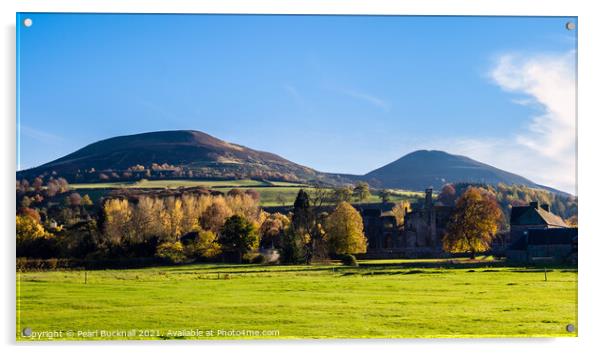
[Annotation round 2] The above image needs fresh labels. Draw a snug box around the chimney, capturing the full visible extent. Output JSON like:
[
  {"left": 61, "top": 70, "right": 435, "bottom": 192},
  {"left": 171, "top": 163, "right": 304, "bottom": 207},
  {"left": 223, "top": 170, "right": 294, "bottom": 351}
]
[
  {"left": 425, "top": 188, "right": 433, "bottom": 208},
  {"left": 541, "top": 204, "right": 550, "bottom": 212},
  {"left": 530, "top": 201, "right": 539, "bottom": 209}
]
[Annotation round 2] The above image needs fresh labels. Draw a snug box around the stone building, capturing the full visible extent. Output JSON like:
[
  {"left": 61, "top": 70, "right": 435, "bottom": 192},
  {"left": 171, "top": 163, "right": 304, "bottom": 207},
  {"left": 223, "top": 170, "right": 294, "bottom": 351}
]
[
  {"left": 507, "top": 201, "right": 576, "bottom": 263},
  {"left": 360, "top": 189, "right": 453, "bottom": 258},
  {"left": 359, "top": 207, "right": 400, "bottom": 252},
  {"left": 506, "top": 227, "right": 577, "bottom": 263},
  {"left": 399, "top": 188, "right": 453, "bottom": 257},
  {"left": 509, "top": 201, "right": 568, "bottom": 244}
]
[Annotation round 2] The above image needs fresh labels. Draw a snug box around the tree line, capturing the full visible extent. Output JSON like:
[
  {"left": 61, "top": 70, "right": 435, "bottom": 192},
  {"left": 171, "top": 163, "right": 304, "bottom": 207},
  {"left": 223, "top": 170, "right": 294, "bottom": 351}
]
[
  {"left": 16, "top": 176, "right": 577, "bottom": 267},
  {"left": 17, "top": 179, "right": 369, "bottom": 266},
  {"left": 437, "top": 183, "right": 578, "bottom": 228}
]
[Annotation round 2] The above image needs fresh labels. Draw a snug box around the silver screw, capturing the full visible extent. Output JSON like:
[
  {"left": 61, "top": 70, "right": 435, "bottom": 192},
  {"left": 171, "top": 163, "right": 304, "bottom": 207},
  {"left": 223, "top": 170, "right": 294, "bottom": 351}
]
[
  {"left": 22, "top": 327, "right": 32, "bottom": 337},
  {"left": 23, "top": 18, "right": 33, "bottom": 28},
  {"left": 566, "top": 324, "right": 575, "bottom": 332},
  {"left": 566, "top": 22, "right": 576, "bottom": 31}
]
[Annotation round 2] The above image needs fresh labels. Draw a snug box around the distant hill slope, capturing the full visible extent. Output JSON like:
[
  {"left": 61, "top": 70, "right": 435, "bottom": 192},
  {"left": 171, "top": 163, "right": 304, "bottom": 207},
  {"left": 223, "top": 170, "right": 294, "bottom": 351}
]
[
  {"left": 363, "top": 150, "right": 551, "bottom": 192},
  {"left": 17, "top": 131, "right": 565, "bottom": 195},
  {"left": 16, "top": 130, "right": 349, "bottom": 184}
]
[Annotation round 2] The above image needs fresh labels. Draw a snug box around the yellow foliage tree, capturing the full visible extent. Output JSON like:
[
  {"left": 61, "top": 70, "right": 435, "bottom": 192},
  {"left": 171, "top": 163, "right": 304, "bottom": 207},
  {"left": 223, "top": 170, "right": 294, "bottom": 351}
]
[
  {"left": 155, "top": 241, "right": 186, "bottom": 263},
  {"left": 325, "top": 202, "right": 367, "bottom": 255},
  {"left": 163, "top": 196, "right": 184, "bottom": 240},
  {"left": 184, "top": 228, "right": 222, "bottom": 259},
  {"left": 102, "top": 198, "right": 133, "bottom": 246},
  {"left": 16, "top": 214, "right": 52, "bottom": 245},
  {"left": 227, "top": 194, "right": 261, "bottom": 224}
]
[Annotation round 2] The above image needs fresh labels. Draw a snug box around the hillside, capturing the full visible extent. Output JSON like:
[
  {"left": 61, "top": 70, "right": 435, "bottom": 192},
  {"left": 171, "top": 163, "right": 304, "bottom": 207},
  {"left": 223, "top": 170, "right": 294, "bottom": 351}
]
[
  {"left": 17, "top": 130, "right": 564, "bottom": 194},
  {"left": 16, "top": 130, "right": 349, "bottom": 184},
  {"left": 363, "top": 150, "right": 548, "bottom": 192}
]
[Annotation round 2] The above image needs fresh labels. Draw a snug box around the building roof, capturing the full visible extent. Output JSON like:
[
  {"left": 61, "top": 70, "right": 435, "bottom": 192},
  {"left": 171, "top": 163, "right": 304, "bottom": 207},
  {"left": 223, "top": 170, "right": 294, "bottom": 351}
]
[{"left": 510, "top": 204, "right": 568, "bottom": 227}]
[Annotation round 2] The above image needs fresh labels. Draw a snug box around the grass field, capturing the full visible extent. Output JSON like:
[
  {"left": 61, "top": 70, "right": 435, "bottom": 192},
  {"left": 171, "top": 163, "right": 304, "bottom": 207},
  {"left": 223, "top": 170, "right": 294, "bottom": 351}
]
[
  {"left": 70, "top": 179, "right": 422, "bottom": 206},
  {"left": 69, "top": 179, "right": 301, "bottom": 189},
  {"left": 16, "top": 259, "right": 577, "bottom": 340}
]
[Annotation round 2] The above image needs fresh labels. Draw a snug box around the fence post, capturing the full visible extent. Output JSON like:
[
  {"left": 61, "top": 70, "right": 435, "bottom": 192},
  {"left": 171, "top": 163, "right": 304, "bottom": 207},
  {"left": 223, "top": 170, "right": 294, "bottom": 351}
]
[{"left": 544, "top": 267, "right": 547, "bottom": 282}]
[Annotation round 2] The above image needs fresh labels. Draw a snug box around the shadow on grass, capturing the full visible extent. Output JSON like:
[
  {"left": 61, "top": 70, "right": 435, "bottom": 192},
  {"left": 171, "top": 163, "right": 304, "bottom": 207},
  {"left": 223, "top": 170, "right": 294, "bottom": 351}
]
[
  {"left": 21, "top": 257, "right": 577, "bottom": 274},
  {"left": 359, "top": 260, "right": 577, "bottom": 271}
]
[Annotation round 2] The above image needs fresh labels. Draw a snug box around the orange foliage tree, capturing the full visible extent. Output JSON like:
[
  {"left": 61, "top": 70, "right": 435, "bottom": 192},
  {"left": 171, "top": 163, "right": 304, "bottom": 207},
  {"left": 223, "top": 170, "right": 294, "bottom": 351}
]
[{"left": 443, "top": 187, "right": 502, "bottom": 258}]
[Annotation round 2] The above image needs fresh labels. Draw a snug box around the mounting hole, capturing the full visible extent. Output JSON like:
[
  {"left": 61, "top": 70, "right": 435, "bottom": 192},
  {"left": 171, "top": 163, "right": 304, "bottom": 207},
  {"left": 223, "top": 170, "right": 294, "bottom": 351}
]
[
  {"left": 23, "top": 18, "right": 33, "bottom": 28},
  {"left": 566, "top": 21, "right": 576, "bottom": 31},
  {"left": 22, "top": 327, "right": 32, "bottom": 337},
  {"left": 566, "top": 324, "right": 575, "bottom": 332}
]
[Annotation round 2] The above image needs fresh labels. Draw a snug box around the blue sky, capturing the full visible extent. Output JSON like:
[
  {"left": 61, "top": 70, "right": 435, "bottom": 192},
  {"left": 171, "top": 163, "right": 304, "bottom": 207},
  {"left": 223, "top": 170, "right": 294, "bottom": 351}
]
[{"left": 17, "top": 14, "right": 577, "bottom": 193}]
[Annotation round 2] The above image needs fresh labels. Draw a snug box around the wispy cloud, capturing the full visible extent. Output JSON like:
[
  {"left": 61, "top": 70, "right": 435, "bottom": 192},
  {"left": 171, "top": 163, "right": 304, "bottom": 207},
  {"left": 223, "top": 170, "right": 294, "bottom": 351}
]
[
  {"left": 282, "top": 84, "right": 316, "bottom": 115},
  {"left": 283, "top": 84, "right": 303, "bottom": 105},
  {"left": 333, "top": 87, "right": 391, "bottom": 112},
  {"left": 442, "top": 51, "right": 576, "bottom": 194},
  {"left": 20, "top": 125, "right": 63, "bottom": 144}
]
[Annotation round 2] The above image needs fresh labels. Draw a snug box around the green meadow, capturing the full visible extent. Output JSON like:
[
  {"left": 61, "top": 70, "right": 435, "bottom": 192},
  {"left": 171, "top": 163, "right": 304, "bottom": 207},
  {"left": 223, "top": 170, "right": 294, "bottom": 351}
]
[
  {"left": 17, "top": 259, "right": 577, "bottom": 340},
  {"left": 70, "top": 179, "right": 422, "bottom": 206},
  {"left": 69, "top": 179, "right": 294, "bottom": 189}
]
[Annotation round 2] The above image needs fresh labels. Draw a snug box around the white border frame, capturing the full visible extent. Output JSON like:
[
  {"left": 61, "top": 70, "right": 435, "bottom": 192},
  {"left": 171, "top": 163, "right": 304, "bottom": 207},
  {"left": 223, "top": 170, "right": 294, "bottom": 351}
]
[{"left": 2, "top": 1, "right": 601, "bottom": 354}]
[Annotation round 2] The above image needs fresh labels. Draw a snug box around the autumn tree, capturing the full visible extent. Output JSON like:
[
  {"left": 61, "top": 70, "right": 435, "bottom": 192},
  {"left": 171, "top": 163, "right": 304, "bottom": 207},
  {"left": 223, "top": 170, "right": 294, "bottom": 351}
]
[
  {"left": 353, "top": 182, "right": 371, "bottom": 202},
  {"left": 16, "top": 214, "right": 52, "bottom": 245},
  {"left": 227, "top": 194, "right": 261, "bottom": 226},
  {"left": 378, "top": 189, "right": 392, "bottom": 203},
  {"left": 19, "top": 179, "right": 31, "bottom": 193},
  {"left": 180, "top": 194, "right": 201, "bottom": 232},
  {"left": 57, "top": 177, "right": 69, "bottom": 193},
  {"left": 227, "top": 188, "right": 245, "bottom": 198},
  {"left": 130, "top": 196, "right": 161, "bottom": 244},
  {"left": 391, "top": 200, "right": 411, "bottom": 226},
  {"left": 16, "top": 214, "right": 54, "bottom": 257},
  {"left": 438, "top": 184, "right": 457, "bottom": 206},
  {"left": 182, "top": 227, "right": 221, "bottom": 259},
  {"left": 81, "top": 194, "right": 93, "bottom": 206},
  {"left": 201, "top": 197, "right": 232, "bottom": 231},
  {"left": 46, "top": 179, "right": 59, "bottom": 197},
  {"left": 68, "top": 192, "right": 82, "bottom": 206},
  {"left": 32, "top": 177, "right": 43, "bottom": 192},
  {"left": 331, "top": 186, "right": 353, "bottom": 204},
  {"left": 219, "top": 215, "right": 259, "bottom": 263},
  {"left": 155, "top": 241, "right": 186, "bottom": 264},
  {"left": 244, "top": 189, "right": 260, "bottom": 202},
  {"left": 259, "top": 212, "right": 290, "bottom": 249},
  {"left": 160, "top": 196, "right": 184, "bottom": 241},
  {"left": 102, "top": 198, "right": 134, "bottom": 248},
  {"left": 443, "top": 187, "right": 503, "bottom": 258},
  {"left": 20, "top": 196, "right": 32, "bottom": 208},
  {"left": 325, "top": 202, "right": 367, "bottom": 256}
]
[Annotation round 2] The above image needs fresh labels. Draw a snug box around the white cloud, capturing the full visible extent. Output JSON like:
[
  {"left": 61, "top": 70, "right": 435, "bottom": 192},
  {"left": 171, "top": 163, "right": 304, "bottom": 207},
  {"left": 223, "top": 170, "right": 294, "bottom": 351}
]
[
  {"left": 334, "top": 87, "right": 391, "bottom": 112},
  {"left": 442, "top": 51, "right": 577, "bottom": 194}
]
